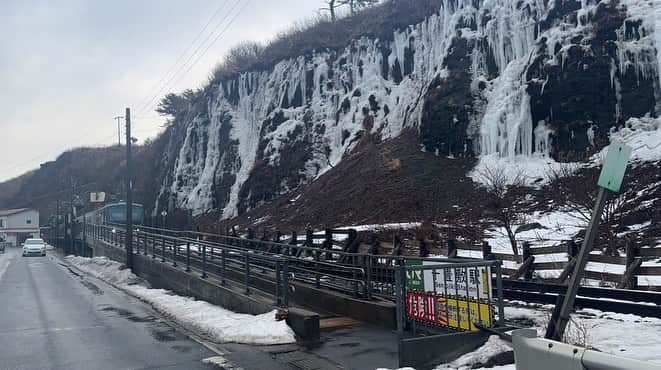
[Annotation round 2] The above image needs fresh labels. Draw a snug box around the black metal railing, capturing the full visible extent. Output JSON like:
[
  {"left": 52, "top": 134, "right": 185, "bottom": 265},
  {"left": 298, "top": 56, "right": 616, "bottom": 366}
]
[{"left": 85, "top": 224, "right": 506, "bottom": 322}]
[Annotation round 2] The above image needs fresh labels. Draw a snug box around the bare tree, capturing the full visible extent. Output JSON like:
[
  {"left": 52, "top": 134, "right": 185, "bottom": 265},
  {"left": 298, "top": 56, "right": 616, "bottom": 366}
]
[
  {"left": 478, "top": 166, "right": 529, "bottom": 256},
  {"left": 322, "top": 0, "right": 379, "bottom": 21},
  {"left": 547, "top": 164, "right": 633, "bottom": 255}
]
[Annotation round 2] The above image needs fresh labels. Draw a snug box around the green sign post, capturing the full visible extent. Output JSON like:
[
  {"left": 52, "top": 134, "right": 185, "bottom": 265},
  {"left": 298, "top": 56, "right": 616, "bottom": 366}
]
[
  {"left": 552, "top": 141, "right": 632, "bottom": 341},
  {"left": 597, "top": 141, "right": 633, "bottom": 192}
]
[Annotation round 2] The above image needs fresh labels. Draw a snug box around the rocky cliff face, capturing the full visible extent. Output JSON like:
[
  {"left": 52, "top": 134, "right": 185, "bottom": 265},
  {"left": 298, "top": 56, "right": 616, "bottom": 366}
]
[{"left": 155, "top": 0, "right": 661, "bottom": 219}]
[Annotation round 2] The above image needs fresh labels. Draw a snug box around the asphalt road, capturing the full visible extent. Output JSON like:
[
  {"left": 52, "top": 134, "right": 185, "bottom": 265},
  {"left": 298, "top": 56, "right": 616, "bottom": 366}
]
[{"left": 0, "top": 248, "right": 217, "bottom": 370}]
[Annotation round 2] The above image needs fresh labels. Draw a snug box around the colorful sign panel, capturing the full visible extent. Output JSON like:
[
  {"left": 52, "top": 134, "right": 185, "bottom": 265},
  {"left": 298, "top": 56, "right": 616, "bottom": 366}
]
[
  {"left": 406, "top": 291, "right": 493, "bottom": 331},
  {"left": 422, "top": 262, "right": 492, "bottom": 300}
]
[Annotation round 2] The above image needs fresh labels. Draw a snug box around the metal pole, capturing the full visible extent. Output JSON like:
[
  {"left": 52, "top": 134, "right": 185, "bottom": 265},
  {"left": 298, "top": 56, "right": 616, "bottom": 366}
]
[
  {"left": 553, "top": 188, "right": 609, "bottom": 341},
  {"left": 186, "top": 242, "right": 191, "bottom": 272},
  {"left": 125, "top": 108, "right": 134, "bottom": 272},
  {"left": 245, "top": 254, "right": 251, "bottom": 294},
  {"left": 202, "top": 245, "right": 208, "bottom": 279}
]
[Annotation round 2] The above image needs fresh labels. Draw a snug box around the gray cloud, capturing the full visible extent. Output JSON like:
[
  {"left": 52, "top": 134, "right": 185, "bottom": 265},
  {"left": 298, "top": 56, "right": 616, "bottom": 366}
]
[{"left": 0, "top": 0, "right": 323, "bottom": 181}]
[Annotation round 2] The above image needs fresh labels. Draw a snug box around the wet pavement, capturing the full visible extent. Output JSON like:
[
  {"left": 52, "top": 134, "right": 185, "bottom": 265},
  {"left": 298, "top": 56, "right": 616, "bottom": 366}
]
[
  {"left": 0, "top": 248, "right": 216, "bottom": 370},
  {"left": 0, "top": 248, "right": 400, "bottom": 370}
]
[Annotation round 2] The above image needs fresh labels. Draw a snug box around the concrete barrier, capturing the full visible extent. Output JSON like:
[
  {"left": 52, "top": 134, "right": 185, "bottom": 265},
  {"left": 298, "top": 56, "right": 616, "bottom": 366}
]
[
  {"left": 512, "top": 329, "right": 661, "bottom": 370},
  {"left": 88, "top": 239, "right": 320, "bottom": 341}
]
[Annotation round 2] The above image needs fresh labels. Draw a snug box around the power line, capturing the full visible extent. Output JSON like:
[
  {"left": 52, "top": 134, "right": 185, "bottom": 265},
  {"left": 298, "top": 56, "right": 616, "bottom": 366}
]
[
  {"left": 168, "top": 0, "right": 250, "bottom": 93},
  {"left": 137, "top": 0, "right": 246, "bottom": 116},
  {"left": 134, "top": 1, "right": 231, "bottom": 114}
]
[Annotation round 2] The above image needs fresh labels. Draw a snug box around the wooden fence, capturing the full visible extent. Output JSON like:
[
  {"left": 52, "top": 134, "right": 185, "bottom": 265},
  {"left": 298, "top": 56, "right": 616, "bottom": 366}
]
[{"left": 229, "top": 226, "right": 661, "bottom": 291}]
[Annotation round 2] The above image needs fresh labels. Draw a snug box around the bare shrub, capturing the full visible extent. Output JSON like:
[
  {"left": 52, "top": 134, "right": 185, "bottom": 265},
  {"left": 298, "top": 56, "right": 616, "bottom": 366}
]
[
  {"left": 212, "top": 41, "right": 265, "bottom": 81},
  {"left": 477, "top": 165, "right": 530, "bottom": 256},
  {"left": 547, "top": 164, "right": 634, "bottom": 255},
  {"left": 206, "top": 0, "right": 442, "bottom": 82}
]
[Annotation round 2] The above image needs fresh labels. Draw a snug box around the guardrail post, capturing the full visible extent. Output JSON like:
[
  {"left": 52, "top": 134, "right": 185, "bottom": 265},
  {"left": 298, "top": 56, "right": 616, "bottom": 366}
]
[
  {"left": 152, "top": 235, "right": 156, "bottom": 259},
  {"left": 314, "top": 249, "right": 321, "bottom": 288},
  {"left": 522, "top": 242, "right": 533, "bottom": 280},
  {"left": 173, "top": 241, "right": 178, "bottom": 267},
  {"left": 186, "top": 242, "right": 191, "bottom": 272},
  {"left": 202, "top": 245, "right": 208, "bottom": 279},
  {"left": 245, "top": 254, "right": 251, "bottom": 295},
  {"left": 324, "top": 228, "right": 333, "bottom": 260},
  {"left": 143, "top": 235, "right": 148, "bottom": 255},
  {"left": 288, "top": 231, "right": 297, "bottom": 256},
  {"left": 447, "top": 238, "right": 457, "bottom": 258},
  {"left": 418, "top": 238, "right": 429, "bottom": 258},
  {"left": 161, "top": 237, "right": 166, "bottom": 262},
  {"left": 622, "top": 240, "right": 639, "bottom": 289},
  {"left": 221, "top": 249, "right": 227, "bottom": 285},
  {"left": 482, "top": 241, "right": 494, "bottom": 260},
  {"left": 352, "top": 255, "right": 359, "bottom": 297},
  {"left": 305, "top": 229, "right": 313, "bottom": 257},
  {"left": 395, "top": 260, "right": 405, "bottom": 336},
  {"left": 495, "top": 263, "right": 505, "bottom": 327},
  {"left": 247, "top": 228, "right": 255, "bottom": 250}
]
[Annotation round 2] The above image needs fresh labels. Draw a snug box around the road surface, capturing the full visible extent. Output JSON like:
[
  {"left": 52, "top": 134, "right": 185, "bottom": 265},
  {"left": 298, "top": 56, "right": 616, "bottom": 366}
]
[{"left": 0, "top": 248, "right": 217, "bottom": 370}]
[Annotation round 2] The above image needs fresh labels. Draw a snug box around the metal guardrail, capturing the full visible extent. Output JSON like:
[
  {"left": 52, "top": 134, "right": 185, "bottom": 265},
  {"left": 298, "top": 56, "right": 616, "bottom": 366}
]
[
  {"left": 85, "top": 224, "right": 507, "bottom": 327},
  {"left": 512, "top": 329, "right": 661, "bottom": 370},
  {"left": 88, "top": 224, "right": 290, "bottom": 307}
]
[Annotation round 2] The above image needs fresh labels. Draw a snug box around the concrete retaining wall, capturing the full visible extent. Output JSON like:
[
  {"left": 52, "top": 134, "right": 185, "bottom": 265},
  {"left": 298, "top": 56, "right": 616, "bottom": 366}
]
[{"left": 87, "top": 239, "right": 319, "bottom": 340}]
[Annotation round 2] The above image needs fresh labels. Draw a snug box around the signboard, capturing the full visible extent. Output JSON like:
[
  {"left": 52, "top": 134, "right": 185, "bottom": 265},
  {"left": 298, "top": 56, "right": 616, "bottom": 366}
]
[
  {"left": 90, "top": 192, "right": 106, "bottom": 203},
  {"left": 406, "top": 291, "right": 493, "bottom": 331},
  {"left": 422, "top": 262, "right": 492, "bottom": 300},
  {"left": 405, "top": 259, "right": 424, "bottom": 291},
  {"left": 597, "top": 141, "right": 632, "bottom": 193}
]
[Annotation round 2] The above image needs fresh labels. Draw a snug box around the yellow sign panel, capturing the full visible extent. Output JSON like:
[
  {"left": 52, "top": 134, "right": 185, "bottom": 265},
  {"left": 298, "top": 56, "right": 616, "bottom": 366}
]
[{"left": 436, "top": 297, "right": 492, "bottom": 331}]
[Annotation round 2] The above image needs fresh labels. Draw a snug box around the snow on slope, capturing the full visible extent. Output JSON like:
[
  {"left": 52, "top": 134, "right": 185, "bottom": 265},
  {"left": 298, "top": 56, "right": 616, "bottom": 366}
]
[
  {"left": 65, "top": 256, "right": 296, "bottom": 345},
  {"left": 159, "top": 0, "right": 661, "bottom": 218}
]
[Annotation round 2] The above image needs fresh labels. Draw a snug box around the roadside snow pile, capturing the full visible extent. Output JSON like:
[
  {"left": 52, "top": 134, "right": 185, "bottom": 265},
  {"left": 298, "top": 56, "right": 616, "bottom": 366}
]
[
  {"left": 66, "top": 256, "right": 142, "bottom": 286},
  {"left": 505, "top": 304, "right": 661, "bottom": 364},
  {"left": 65, "top": 256, "right": 296, "bottom": 345},
  {"left": 435, "top": 335, "right": 513, "bottom": 370}
]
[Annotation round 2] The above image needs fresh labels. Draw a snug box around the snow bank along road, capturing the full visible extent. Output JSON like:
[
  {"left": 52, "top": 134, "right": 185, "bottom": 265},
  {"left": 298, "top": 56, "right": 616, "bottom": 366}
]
[{"left": 0, "top": 248, "right": 218, "bottom": 370}]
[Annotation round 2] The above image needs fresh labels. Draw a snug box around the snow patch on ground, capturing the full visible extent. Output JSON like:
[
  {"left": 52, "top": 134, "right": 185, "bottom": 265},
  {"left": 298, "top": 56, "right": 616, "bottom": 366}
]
[
  {"left": 469, "top": 153, "right": 575, "bottom": 187},
  {"left": 485, "top": 210, "right": 585, "bottom": 255},
  {"left": 339, "top": 222, "right": 423, "bottom": 232},
  {"left": 65, "top": 256, "right": 296, "bottom": 345},
  {"left": 602, "top": 116, "right": 661, "bottom": 164},
  {"left": 435, "top": 336, "right": 512, "bottom": 370},
  {"left": 504, "top": 304, "right": 661, "bottom": 364}
]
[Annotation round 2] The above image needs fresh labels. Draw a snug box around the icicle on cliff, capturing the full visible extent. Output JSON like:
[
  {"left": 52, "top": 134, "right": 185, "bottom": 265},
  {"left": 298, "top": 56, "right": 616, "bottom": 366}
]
[{"left": 155, "top": 0, "right": 661, "bottom": 218}]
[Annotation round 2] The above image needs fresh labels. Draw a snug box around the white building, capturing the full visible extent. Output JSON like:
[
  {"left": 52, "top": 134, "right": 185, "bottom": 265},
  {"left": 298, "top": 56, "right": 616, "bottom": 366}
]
[{"left": 0, "top": 208, "right": 40, "bottom": 247}]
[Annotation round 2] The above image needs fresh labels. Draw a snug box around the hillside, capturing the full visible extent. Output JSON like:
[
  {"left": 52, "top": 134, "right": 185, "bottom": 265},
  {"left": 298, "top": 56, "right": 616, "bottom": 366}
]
[
  {"left": 2, "top": 0, "right": 660, "bottom": 250},
  {"left": 0, "top": 140, "right": 166, "bottom": 225}
]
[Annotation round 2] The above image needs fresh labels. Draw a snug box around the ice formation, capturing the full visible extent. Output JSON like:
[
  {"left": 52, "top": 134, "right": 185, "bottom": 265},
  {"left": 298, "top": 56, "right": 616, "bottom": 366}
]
[{"left": 157, "top": 0, "right": 661, "bottom": 217}]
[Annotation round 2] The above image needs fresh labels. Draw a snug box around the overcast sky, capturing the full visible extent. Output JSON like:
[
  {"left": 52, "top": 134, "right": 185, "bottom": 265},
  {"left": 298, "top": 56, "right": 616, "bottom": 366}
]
[{"left": 0, "top": 0, "right": 325, "bottom": 182}]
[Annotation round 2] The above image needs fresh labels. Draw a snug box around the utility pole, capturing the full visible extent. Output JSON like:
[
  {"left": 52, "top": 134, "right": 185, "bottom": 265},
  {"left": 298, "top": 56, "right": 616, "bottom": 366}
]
[
  {"left": 55, "top": 201, "right": 60, "bottom": 248},
  {"left": 125, "top": 108, "right": 134, "bottom": 271},
  {"left": 70, "top": 177, "right": 75, "bottom": 255},
  {"left": 114, "top": 116, "right": 124, "bottom": 146}
]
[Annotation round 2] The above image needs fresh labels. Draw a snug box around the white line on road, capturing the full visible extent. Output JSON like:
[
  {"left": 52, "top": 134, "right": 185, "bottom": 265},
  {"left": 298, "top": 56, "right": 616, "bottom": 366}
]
[{"left": 0, "top": 249, "right": 16, "bottom": 283}]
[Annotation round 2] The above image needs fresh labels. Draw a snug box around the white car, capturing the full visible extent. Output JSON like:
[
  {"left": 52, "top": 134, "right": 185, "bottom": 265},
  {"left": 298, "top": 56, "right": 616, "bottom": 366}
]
[{"left": 22, "top": 238, "right": 47, "bottom": 257}]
